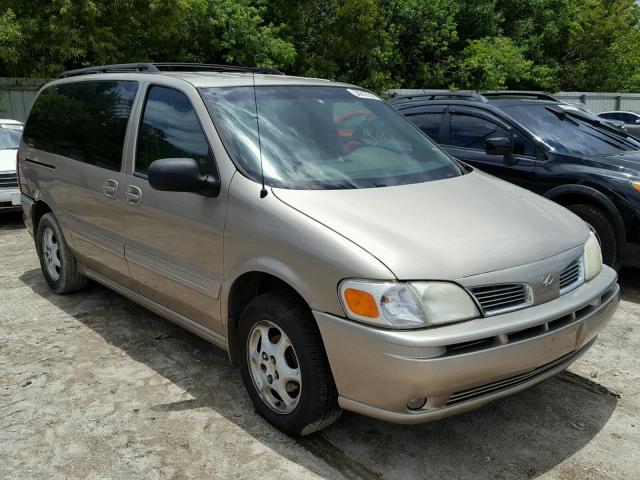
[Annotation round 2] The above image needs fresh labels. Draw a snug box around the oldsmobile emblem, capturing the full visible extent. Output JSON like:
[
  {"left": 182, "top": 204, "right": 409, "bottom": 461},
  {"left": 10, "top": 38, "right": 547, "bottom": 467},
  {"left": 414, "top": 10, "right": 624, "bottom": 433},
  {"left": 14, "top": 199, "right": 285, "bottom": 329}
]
[{"left": 540, "top": 273, "right": 555, "bottom": 287}]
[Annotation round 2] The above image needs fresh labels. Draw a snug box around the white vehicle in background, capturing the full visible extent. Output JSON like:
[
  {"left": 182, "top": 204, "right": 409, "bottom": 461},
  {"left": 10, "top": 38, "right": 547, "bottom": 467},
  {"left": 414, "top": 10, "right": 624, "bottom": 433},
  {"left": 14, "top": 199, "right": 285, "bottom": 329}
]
[
  {"left": 598, "top": 111, "right": 640, "bottom": 139},
  {"left": 0, "top": 119, "right": 23, "bottom": 212}
]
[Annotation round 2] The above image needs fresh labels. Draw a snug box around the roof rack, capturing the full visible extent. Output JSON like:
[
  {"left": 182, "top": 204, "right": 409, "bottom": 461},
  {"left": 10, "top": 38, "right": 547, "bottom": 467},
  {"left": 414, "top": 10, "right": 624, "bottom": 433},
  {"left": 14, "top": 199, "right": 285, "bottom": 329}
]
[
  {"left": 481, "top": 91, "right": 559, "bottom": 102},
  {"left": 58, "top": 62, "right": 284, "bottom": 79},
  {"left": 389, "top": 92, "right": 489, "bottom": 104}
]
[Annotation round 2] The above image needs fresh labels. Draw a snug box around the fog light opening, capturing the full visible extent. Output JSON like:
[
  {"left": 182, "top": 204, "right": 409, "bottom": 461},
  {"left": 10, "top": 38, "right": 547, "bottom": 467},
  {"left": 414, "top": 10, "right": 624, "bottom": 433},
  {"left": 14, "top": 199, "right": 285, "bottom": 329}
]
[{"left": 407, "top": 397, "right": 427, "bottom": 411}]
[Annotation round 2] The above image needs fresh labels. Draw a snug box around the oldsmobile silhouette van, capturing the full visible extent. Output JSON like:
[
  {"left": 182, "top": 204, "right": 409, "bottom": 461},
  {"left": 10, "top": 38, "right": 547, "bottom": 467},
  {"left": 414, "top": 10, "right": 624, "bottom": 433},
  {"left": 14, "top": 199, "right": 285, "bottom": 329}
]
[{"left": 18, "top": 63, "right": 620, "bottom": 435}]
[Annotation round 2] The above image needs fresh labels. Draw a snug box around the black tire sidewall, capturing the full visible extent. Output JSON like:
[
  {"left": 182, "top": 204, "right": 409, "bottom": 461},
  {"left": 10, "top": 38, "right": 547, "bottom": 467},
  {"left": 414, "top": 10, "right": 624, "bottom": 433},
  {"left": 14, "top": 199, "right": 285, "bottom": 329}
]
[
  {"left": 36, "top": 213, "right": 72, "bottom": 292},
  {"left": 238, "top": 293, "right": 336, "bottom": 436},
  {"left": 567, "top": 204, "right": 618, "bottom": 268}
]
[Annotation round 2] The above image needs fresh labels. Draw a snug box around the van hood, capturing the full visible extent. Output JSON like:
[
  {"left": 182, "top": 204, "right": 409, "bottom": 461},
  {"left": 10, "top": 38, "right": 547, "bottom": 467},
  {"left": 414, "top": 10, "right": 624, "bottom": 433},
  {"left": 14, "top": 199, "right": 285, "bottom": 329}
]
[
  {"left": 0, "top": 148, "right": 16, "bottom": 173},
  {"left": 272, "top": 171, "right": 588, "bottom": 280}
]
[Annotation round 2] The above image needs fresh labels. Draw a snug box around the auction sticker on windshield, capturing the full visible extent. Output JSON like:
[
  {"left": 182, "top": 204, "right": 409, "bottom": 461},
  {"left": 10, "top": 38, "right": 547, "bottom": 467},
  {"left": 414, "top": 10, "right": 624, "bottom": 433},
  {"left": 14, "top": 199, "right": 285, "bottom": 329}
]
[{"left": 347, "top": 89, "right": 382, "bottom": 101}]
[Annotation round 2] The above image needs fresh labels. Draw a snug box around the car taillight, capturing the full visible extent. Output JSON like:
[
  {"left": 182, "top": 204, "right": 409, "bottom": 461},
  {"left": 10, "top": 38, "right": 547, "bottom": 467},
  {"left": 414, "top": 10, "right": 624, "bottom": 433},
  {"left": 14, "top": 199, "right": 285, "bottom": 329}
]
[{"left": 16, "top": 149, "right": 21, "bottom": 190}]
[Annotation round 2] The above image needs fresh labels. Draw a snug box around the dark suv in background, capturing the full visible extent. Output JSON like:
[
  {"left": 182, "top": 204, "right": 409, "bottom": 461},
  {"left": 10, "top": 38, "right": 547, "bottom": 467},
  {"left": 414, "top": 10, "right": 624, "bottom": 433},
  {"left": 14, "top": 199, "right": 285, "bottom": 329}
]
[{"left": 393, "top": 92, "right": 640, "bottom": 269}]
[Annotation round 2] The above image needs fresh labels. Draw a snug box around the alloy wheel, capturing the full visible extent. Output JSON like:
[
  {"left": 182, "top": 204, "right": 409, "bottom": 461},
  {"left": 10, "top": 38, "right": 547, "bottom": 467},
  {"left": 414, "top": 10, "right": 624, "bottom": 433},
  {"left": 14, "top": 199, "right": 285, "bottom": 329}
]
[
  {"left": 42, "top": 226, "right": 61, "bottom": 281},
  {"left": 247, "top": 320, "right": 302, "bottom": 414}
]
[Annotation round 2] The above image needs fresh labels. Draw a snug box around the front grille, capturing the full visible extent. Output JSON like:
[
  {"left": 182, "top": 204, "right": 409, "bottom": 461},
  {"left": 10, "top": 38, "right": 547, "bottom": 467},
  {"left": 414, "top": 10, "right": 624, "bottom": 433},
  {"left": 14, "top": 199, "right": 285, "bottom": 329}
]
[
  {"left": 440, "top": 283, "right": 617, "bottom": 358},
  {"left": 445, "top": 339, "right": 594, "bottom": 406},
  {"left": 468, "top": 283, "right": 531, "bottom": 316},
  {"left": 559, "top": 257, "right": 584, "bottom": 294},
  {"left": 0, "top": 172, "right": 18, "bottom": 188}
]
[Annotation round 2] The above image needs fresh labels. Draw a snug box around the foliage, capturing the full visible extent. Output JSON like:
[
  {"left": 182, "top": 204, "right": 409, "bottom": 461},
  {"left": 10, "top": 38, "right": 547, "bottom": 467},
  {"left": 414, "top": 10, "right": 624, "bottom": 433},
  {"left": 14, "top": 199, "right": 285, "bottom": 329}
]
[
  {"left": 561, "top": 0, "right": 640, "bottom": 92},
  {"left": 456, "top": 36, "right": 557, "bottom": 90},
  {"left": 0, "top": 0, "right": 638, "bottom": 92}
]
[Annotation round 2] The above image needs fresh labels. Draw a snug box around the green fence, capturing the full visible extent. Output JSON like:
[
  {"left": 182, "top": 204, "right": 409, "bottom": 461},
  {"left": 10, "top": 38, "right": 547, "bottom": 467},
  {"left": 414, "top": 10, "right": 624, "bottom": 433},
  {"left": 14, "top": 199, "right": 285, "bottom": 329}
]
[{"left": 0, "top": 77, "right": 48, "bottom": 123}]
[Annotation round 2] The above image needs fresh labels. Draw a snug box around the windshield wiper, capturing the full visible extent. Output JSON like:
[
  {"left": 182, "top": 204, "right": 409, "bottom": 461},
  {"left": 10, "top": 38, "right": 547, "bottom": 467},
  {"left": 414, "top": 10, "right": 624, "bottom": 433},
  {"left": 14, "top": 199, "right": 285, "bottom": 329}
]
[
  {"left": 545, "top": 106, "right": 637, "bottom": 150},
  {"left": 547, "top": 106, "right": 637, "bottom": 145}
]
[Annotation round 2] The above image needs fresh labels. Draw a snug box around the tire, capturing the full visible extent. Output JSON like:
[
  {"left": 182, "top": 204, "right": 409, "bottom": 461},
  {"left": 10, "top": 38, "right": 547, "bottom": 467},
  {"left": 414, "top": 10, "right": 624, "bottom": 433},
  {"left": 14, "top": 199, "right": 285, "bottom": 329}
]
[
  {"left": 566, "top": 204, "right": 619, "bottom": 269},
  {"left": 238, "top": 292, "right": 341, "bottom": 436},
  {"left": 36, "top": 212, "right": 88, "bottom": 294}
]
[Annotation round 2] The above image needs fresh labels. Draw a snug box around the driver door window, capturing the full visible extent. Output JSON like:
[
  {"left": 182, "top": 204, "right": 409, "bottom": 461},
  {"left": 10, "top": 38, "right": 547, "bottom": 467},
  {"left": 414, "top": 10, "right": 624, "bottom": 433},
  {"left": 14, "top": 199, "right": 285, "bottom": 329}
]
[
  {"left": 449, "top": 113, "right": 510, "bottom": 149},
  {"left": 448, "top": 113, "right": 535, "bottom": 157},
  {"left": 137, "top": 85, "right": 214, "bottom": 175}
]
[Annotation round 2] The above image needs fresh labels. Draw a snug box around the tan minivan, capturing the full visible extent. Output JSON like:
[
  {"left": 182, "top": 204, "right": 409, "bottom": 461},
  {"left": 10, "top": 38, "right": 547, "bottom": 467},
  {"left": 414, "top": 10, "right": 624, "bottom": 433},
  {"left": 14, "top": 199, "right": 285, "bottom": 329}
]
[{"left": 18, "top": 63, "right": 620, "bottom": 435}]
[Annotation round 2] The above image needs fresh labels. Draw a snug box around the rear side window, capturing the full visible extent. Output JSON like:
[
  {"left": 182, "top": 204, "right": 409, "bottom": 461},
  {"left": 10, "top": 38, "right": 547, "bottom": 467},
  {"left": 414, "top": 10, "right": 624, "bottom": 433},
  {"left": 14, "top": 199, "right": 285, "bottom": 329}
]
[
  {"left": 599, "top": 112, "right": 621, "bottom": 121},
  {"left": 135, "top": 86, "right": 213, "bottom": 175},
  {"left": 23, "top": 81, "right": 138, "bottom": 171},
  {"left": 408, "top": 112, "right": 444, "bottom": 141}
]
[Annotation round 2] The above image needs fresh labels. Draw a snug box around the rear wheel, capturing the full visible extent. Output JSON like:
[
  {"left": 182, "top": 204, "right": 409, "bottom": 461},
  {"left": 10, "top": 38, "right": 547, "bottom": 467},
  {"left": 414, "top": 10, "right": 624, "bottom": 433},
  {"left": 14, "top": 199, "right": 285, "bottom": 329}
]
[
  {"left": 238, "top": 293, "right": 341, "bottom": 435},
  {"left": 36, "top": 213, "right": 88, "bottom": 293},
  {"left": 566, "top": 204, "right": 618, "bottom": 269}
]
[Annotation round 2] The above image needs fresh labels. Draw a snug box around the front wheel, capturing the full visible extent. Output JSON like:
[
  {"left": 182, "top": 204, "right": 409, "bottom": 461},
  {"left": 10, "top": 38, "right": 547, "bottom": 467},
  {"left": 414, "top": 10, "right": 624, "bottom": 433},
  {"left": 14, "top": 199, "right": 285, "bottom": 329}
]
[
  {"left": 566, "top": 204, "right": 619, "bottom": 269},
  {"left": 238, "top": 293, "right": 341, "bottom": 435}
]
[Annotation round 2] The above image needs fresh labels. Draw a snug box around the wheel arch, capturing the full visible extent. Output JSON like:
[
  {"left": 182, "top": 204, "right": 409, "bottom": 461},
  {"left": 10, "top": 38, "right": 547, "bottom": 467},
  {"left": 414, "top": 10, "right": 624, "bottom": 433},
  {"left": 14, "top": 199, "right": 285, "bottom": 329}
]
[
  {"left": 544, "top": 184, "right": 626, "bottom": 243},
  {"left": 225, "top": 270, "right": 315, "bottom": 366},
  {"left": 32, "top": 200, "right": 53, "bottom": 235}
]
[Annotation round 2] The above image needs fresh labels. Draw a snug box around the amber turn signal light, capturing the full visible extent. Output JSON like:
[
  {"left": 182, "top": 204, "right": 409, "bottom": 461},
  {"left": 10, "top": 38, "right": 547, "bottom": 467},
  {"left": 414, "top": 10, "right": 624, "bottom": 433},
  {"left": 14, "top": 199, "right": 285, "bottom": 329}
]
[{"left": 343, "top": 288, "right": 379, "bottom": 318}]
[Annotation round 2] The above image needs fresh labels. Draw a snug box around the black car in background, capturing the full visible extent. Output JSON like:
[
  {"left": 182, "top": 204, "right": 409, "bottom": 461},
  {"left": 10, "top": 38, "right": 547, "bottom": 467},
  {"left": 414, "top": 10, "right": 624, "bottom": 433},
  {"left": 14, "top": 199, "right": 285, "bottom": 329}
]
[{"left": 393, "top": 92, "right": 640, "bottom": 269}]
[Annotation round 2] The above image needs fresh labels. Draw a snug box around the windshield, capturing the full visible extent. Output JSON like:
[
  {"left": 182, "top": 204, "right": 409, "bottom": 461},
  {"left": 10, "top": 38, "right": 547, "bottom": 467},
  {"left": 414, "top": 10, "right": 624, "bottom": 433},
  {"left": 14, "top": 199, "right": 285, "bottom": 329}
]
[
  {"left": 0, "top": 127, "right": 22, "bottom": 150},
  {"left": 200, "top": 86, "right": 463, "bottom": 189},
  {"left": 499, "top": 104, "right": 640, "bottom": 156}
]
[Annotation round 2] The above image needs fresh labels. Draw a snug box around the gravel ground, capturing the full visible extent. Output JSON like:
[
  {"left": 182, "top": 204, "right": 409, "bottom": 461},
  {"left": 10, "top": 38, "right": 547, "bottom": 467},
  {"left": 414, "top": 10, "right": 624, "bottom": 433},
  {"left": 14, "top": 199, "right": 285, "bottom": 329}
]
[{"left": 1, "top": 211, "right": 639, "bottom": 480}]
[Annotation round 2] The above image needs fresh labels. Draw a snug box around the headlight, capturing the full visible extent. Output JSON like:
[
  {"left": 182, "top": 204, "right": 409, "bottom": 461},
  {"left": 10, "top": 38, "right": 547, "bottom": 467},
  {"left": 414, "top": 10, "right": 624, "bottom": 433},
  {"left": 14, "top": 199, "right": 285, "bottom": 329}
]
[
  {"left": 632, "top": 181, "right": 640, "bottom": 193},
  {"left": 339, "top": 280, "right": 480, "bottom": 329},
  {"left": 583, "top": 232, "right": 603, "bottom": 281}
]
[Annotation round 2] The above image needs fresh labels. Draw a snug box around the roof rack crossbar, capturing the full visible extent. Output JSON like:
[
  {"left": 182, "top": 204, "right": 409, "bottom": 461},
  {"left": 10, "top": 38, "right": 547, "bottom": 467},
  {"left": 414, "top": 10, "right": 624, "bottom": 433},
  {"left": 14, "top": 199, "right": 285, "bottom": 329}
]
[{"left": 58, "top": 62, "right": 284, "bottom": 79}]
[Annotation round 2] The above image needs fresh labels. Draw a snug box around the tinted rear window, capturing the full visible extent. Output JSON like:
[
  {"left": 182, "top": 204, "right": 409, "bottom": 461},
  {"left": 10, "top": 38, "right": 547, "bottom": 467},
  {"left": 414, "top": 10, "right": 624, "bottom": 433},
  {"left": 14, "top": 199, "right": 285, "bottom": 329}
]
[{"left": 24, "top": 81, "right": 138, "bottom": 171}]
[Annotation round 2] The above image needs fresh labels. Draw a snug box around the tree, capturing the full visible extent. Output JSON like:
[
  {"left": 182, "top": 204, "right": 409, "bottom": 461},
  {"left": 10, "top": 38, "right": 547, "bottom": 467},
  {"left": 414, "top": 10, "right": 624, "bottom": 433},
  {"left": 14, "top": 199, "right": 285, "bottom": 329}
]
[
  {"left": 1, "top": 0, "right": 639, "bottom": 92},
  {"left": 560, "top": 0, "right": 640, "bottom": 92},
  {"left": 0, "top": 0, "right": 295, "bottom": 77},
  {"left": 456, "top": 35, "right": 556, "bottom": 90},
  {"left": 265, "top": 0, "right": 393, "bottom": 91},
  {"left": 383, "top": 0, "right": 459, "bottom": 89}
]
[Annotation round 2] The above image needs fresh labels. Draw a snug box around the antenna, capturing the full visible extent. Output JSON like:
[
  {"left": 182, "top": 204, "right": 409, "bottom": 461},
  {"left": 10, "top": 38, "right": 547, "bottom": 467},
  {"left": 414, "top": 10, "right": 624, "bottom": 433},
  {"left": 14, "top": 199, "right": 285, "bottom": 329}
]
[{"left": 252, "top": 72, "right": 268, "bottom": 198}]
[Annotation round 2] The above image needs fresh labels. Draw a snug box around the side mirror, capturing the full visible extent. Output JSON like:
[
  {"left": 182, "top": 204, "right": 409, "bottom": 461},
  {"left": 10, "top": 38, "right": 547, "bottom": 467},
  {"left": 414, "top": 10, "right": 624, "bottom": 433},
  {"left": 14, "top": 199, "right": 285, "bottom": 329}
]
[
  {"left": 635, "top": 118, "right": 640, "bottom": 125},
  {"left": 485, "top": 136, "right": 513, "bottom": 156},
  {"left": 485, "top": 137, "right": 518, "bottom": 166},
  {"left": 148, "top": 158, "right": 220, "bottom": 197}
]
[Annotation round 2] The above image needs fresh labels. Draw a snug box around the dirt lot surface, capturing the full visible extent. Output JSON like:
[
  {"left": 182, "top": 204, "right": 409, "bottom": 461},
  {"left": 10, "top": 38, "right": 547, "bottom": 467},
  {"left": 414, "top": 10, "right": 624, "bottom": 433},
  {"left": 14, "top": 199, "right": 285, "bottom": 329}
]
[{"left": 1, "top": 211, "right": 639, "bottom": 480}]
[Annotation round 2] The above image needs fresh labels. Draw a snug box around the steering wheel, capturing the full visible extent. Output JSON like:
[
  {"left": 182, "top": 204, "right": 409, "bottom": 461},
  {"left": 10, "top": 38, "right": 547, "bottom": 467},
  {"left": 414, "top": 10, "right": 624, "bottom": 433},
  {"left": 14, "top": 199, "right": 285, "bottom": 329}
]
[{"left": 342, "top": 117, "right": 386, "bottom": 154}]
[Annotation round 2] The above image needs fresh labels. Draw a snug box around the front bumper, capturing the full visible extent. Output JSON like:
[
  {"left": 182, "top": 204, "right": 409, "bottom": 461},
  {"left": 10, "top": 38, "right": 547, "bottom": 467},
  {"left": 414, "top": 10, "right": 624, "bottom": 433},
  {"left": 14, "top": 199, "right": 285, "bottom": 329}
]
[
  {"left": 314, "top": 266, "right": 619, "bottom": 424},
  {"left": 0, "top": 187, "right": 21, "bottom": 211}
]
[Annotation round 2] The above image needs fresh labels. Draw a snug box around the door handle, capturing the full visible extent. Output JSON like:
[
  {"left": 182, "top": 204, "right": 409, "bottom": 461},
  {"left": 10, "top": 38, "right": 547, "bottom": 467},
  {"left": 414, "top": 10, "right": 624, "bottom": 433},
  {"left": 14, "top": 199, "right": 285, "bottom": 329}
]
[
  {"left": 125, "top": 185, "right": 142, "bottom": 206},
  {"left": 103, "top": 179, "right": 118, "bottom": 199}
]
